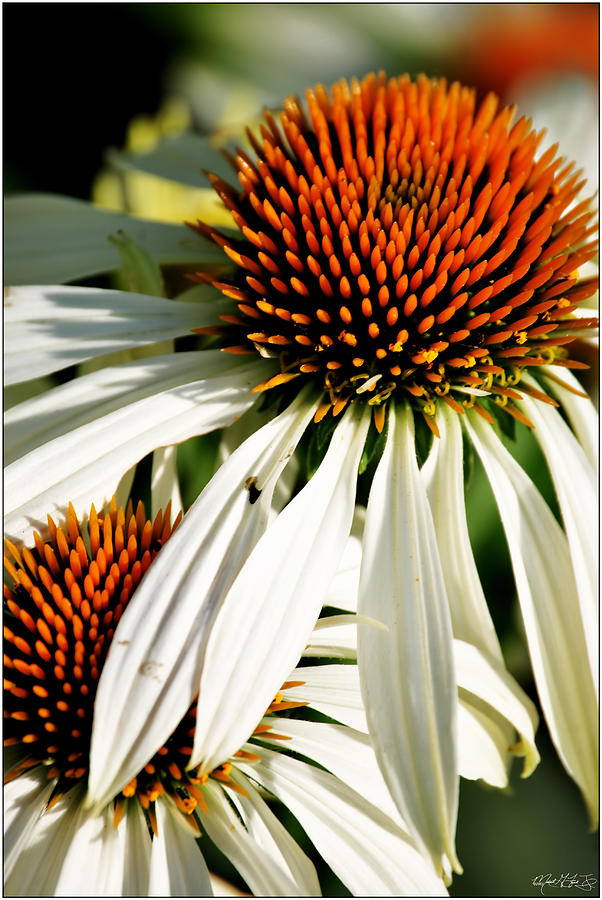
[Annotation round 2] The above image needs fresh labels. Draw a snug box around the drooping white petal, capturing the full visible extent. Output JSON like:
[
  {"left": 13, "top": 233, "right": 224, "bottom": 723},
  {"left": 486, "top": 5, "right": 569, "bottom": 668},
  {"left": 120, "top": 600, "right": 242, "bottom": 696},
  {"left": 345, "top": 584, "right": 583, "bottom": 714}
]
[
  {"left": 544, "top": 367, "right": 598, "bottom": 469},
  {"left": 321, "top": 510, "right": 365, "bottom": 613},
  {"left": 227, "top": 769, "right": 321, "bottom": 896},
  {"left": 5, "top": 349, "right": 222, "bottom": 464},
  {"left": 122, "top": 801, "right": 152, "bottom": 896},
  {"left": 452, "top": 385, "right": 491, "bottom": 397},
  {"left": 358, "top": 403, "right": 460, "bottom": 875},
  {"left": 5, "top": 193, "right": 225, "bottom": 285},
  {"left": 209, "top": 873, "right": 249, "bottom": 897},
  {"left": 151, "top": 445, "right": 183, "bottom": 519},
  {"left": 422, "top": 403, "right": 503, "bottom": 660},
  {"left": 4, "top": 788, "right": 77, "bottom": 896},
  {"left": 555, "top": 308, "right": 600, "bottom": 343},
  {"left": 465, "top": 412, "right": 598, "bottom": 827},
  {"left": 518, "top": 382, "right": 598, "bottom": 687},
  {"left": 289, "top": 639, "right": 538, "bottom": 790},
  {"left": 457, "top": 695, "right": 513, "bottom": 789},
  {"left": 284, "top": 664, "right": 367, "bottom": 732},
  {"left": 87, "top": 390, "right": 317, "bottom": 809},
  {"left": 454, "top": 639, "right": 540, "bottom": 779},
  {"left": 149, "top": 801, "right": 213, "bottom": 897},
  {"left": 52, "top": 802, "right": 126, "bottom": 896},
  {"left": 216, "top": 401, "right": 272, "bottom": 456},
  {"left": 5, "top": 787, "right": 126, "bottom": 896},
  {"left": 290, "top": 618, "right": 536, "bottom": 790},
  {"left": 114, "top": 464, "right": 137, "bottom": 510},
  {"left": 322, "top": 560, "right": 362, "bottom": 613},
  {"left": 4, "top": 284, "right": 229, "bottom": 384},
  {"left": 217, "top": 402, "right": 300, "bottom": 513},
  {"left": 196, "top": 781, "right": 301, "bottom": 896},
  {"left": 191, "top": 404, "right": 371, "bottom": 773},
  {"left": 304, "top": 615, "right": 359, "bottom": 659},
  {"left": 312, "top": 613, "right": 365, "bottom": 630},
  {"left": 237, "top": 746, "right": 447, "bottom": 897},
  {"left": 257, "top": 715, "right": 402, "bottom": 826},
  {"left": 107, "top": 132, "right": 238, "bottom": 187},
  {"left": 4, "top": 767, "right": 55, "bottom": 880},
  {"left": 5, "top": 355, "right": 265, "bottom": 545}
]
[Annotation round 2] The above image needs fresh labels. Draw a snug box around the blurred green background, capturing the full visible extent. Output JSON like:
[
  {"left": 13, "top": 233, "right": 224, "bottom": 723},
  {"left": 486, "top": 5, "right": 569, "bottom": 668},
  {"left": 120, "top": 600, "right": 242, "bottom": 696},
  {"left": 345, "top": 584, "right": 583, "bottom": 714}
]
[{"left": 5, "top": 3, "right": 598, "bottom": 895}]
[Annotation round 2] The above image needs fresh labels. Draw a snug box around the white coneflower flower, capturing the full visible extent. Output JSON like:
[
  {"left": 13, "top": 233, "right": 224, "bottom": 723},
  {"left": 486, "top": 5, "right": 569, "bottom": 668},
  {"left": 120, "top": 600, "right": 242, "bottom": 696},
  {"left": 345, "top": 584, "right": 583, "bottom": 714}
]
[
  {"left": 4, "top": 73, "right": 598, "bottom": 873},
  {"left": 3, "top": 499, "right": 445, "bottom": 897}
]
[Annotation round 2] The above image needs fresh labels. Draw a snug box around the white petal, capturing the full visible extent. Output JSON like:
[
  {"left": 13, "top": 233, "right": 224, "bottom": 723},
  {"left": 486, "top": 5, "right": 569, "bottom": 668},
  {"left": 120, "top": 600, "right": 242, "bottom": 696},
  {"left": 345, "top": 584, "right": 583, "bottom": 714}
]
[
  {"left": 304, "top": 616, "right": 359, "bottom": 659},
  {"left": 4, "top": 787, "right": 75, "bottom": 896},
  {"left": 457, "top": 695, "right": 512, "bottom": 789},
  {"left": 291, "top": 641, "right": 538, "bottom": 790},
  {"left": 518, "top": 382, "right": 598, "bottom": 687},
  {"left": 544, "top": 367, "right": 598, "bottom": 469},
  {"left": 304, "top": 612, "right": 385, "bottom": 659},
  {"left": 358, "top": 403, "right": 460, "bottom": 875},
  {"left": 4, "top": 767, "right": 55, "bottom": 879},
  {"left": 321, "top": 510, "right": 364, "bottom": 612},
  {"left": 219, "top": 407, "right": 299, "bottom": 512},
  {"left": 237, "top": 747, "right": 447, "bottom": 897},
  {"left": 227, "top": 769, "right": 321, "bottom": 896},
  {"left": 107, "top": 131, "right": 238, "bottom": 187},
  {"left": 209, "top": 873, "right": 249, "bottom": 896},
  {"left": 87, "top": 390, "right": 317, "bottom": 809},
  {"left": 217, "top": 402, "right": 300, "bottom": 513},
  {"left": 465, "top": 412, "right": 598, "bottom": 827},
  {"left": 323, "top": 561, "right": 361, "bottom": 614},
  {"left": 258, "top": 715, "right": 402, "bottom": 827},
  {"left": 5, "top": 193, "right": 224, "bottom": 285},
  {"left": 4, "top": 284, "right": 228, "bottom": 385},
  {"left": 217, "top": 401, "right": 272, "bottom": 456},
  {"left": 52, "top": 802, "right": 126, "bottom": 896},
  {"left": 196, "top": 781, "right": 300, "bottom": 896},
  {"left": 122, "top": 801, "right": 152, "bottom": 896},
  {"left": 422, "top": 403, "right": 503, "bottom": 660},
  {"left": 284, "top": 663, "right": 367, "bottom": 732},
  {"left": 149, "top": 801, "right": 213, "bottom": 896},
  {"left": 115, "top": 464, "right": 137, "bottom": 510},
  {"left": 454, "top": 639, "right": 540, "bottom": 779},
  {"left": 453, "top": 385, "right": 491, "bottom": 397},
  {"left": 311, "top": 613, "right": 364, "bottom": 630},
  {"left": 5, "top": 349, "right": 221, "bottom": 464},
  {"left": 191, "top": 404, "right": 370, "bottom": 773},
  {"left": 5, "top": 787, "right": 127, "bottom": 896},
  {"left": 5, "top": 355, "right": 264, "bottom": 545},
  {"left": 151, "top": 445, "right": 183, "bottom": 519}
]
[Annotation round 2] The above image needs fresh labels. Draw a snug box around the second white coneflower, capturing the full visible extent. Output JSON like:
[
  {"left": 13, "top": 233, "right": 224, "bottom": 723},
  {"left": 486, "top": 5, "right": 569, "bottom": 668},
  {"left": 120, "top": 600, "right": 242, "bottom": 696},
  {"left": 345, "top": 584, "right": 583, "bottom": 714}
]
[{"left": 4, "top": 498, "right": 445, "bottom": 896}]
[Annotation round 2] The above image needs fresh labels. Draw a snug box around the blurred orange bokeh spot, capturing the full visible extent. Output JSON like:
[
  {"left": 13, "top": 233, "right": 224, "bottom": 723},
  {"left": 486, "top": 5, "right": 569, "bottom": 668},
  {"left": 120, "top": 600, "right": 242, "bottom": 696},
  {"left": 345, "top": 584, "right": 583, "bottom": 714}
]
[{"left": 455, "top": 4, "right": 598, "bottom": 98}]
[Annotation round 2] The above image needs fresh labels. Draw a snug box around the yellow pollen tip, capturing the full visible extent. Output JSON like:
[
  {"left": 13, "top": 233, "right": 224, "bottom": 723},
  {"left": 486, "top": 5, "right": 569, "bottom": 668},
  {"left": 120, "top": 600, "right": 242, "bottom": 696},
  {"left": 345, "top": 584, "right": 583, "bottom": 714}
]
[
  {"left": 121, "top": 777, "right": 137, "bottom": 798},
  {"left": 174, "top": 793, "right": 197, "bottom": 815}
]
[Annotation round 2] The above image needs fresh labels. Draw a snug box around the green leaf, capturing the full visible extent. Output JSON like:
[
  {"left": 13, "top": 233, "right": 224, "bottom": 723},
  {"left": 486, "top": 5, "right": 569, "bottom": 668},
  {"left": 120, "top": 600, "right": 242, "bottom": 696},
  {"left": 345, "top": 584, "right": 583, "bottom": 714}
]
[
  {"left": 462, "top": 426, "right": 475, "bottom": 491},
  {"left": 177, "top": 430, "right": 222, "bottom": 509},
  {"left": 305, "top": 413, "right": 338, "bottom": 480},
  {"left": 109, "top": 230, "right": 166, "bottom": 297},
  {"left": 106, "top": 132, "right": 237, "bottom": 188},
  {"left": 358, "top": 412, "right": 388, "bottom": 475},
  {"left": 128, "top": 452, "right": 153, "bottom": 512},
  {"left": 412, "top": 408, "right": 434, "bottom": 468},
  {"left": 5, "top": 193, "right": 224, "bottom": 285}
]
